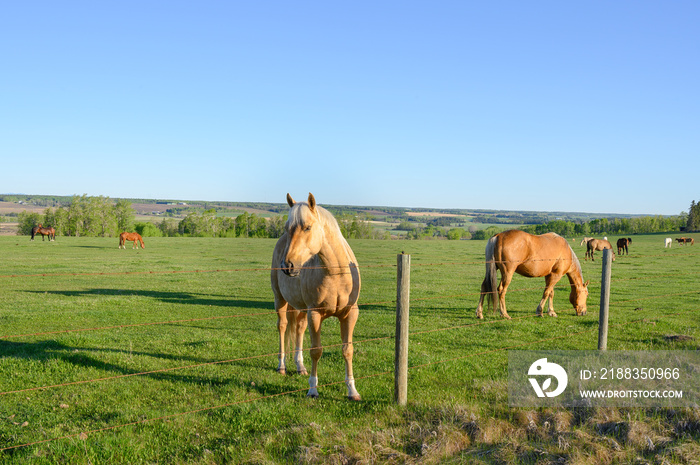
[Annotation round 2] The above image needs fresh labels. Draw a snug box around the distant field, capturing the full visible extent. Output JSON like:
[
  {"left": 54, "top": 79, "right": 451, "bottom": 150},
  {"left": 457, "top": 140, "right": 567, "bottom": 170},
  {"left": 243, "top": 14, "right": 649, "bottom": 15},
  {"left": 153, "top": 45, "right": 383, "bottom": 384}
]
[
  {"left": 0, "top": 202, "right": 45, "bottom": 215},
  {"left": 1, "top": 234, "right": 698, "bottom": 463}
]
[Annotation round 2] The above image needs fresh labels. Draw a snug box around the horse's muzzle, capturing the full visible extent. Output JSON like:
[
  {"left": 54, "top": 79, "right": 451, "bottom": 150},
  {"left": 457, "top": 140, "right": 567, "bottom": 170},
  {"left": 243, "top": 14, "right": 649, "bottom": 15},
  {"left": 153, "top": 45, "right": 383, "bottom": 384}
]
[{"left": 281, "top": 261, "right": 300, "bottom": 277}]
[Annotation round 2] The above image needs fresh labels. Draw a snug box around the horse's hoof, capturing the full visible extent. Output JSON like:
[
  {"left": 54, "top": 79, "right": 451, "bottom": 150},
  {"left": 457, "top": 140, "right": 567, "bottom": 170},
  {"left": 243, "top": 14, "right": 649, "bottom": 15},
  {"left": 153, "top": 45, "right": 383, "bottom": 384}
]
[
  {"left": 298, "top": 369, "right": 308, "bottom": 376},
  {"left": 306, "top": 392, "right": 319, "bottom": 399},
  {"left": 548, "top": 313, "right": 558, "bottom": 318},
  {"left": 277, "top": 369, "right": 286, "bottom": 375},
  {"left": 348, "top": 394, "right": 362, "bottom": 402}
]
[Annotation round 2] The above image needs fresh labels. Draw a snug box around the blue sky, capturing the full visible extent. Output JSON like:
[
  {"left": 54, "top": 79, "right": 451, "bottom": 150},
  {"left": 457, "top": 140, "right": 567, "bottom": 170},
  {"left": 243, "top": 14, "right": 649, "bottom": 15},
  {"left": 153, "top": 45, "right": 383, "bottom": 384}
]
[{"left": 2, "top": 2, "right": 698, "bottom": 215}]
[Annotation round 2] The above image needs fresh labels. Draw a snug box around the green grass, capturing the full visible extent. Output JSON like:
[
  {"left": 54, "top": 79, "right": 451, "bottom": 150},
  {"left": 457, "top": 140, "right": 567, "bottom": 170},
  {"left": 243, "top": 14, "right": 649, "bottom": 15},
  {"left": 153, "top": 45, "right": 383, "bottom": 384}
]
[{"left": 0, "top": 234, "right": 699, "bottom": 463}]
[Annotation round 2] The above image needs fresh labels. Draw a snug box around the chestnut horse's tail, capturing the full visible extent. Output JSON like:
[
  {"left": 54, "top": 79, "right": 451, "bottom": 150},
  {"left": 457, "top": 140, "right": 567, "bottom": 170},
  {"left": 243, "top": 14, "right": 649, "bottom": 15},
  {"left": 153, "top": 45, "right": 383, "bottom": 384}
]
[{"left": 482, "top": 235, "right": 499, "bottom": 313}]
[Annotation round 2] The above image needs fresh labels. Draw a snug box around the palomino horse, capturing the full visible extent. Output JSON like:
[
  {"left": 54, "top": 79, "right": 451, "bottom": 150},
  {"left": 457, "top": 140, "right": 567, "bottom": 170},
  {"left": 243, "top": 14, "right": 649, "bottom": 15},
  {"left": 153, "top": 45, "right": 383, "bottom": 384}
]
[
  {"left": 31, "top": 224, "right": 56, "bottom": 241},
  {"left": 616, "top": 237, "right": 632, "bottom": 255},
  {"left": 476, "top": 230, "right": 589, "bottom": 320},
  {"left": 585, "top": 239, "right": 615, "bottom": 261},
  {"left": 580, "top": 236, "right": 594, "bottom": 246},
  {"left": 118, "top": 232, "right": 145, "bottom": 249},
  {"left": 271, "top": 193, "right": 361, "bottom": 400}
]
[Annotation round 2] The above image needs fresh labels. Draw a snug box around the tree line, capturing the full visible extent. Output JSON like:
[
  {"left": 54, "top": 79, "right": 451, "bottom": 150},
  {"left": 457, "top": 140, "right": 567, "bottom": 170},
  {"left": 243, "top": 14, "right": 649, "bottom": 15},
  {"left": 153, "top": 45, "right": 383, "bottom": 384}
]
[
  {"left": 14, "top": 196, "right": 387, "bottom": 240},
  {"left": 16, "top": 197, "right": 286, "bottom": 239},
  {"left": 13, "top": 195, "right": 696, "bottom": 240},
  {"left": 521, "top": 215, "right": 687, "bottom": 237}
]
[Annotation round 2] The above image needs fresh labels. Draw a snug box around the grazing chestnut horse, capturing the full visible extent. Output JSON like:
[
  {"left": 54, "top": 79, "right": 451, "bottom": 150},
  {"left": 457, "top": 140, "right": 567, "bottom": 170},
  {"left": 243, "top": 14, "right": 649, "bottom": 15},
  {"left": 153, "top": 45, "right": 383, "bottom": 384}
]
[
  {"left": 118, "top": 232, "right": 145, "bottom": 249},
  {"left": 616, "top": 237, "right": 632, "bottom": 255},
  {"left": 271, "top": 193, "right": 361, "bottom": 400},
  {"left": 30, "top": 224, "right": 55, "bottom": 241},
  {"left": 476, "top": 230, "right": 589, "bottom": 320},
  {"left": 585, "top": 238, "right": 615, "bottom": 261}
]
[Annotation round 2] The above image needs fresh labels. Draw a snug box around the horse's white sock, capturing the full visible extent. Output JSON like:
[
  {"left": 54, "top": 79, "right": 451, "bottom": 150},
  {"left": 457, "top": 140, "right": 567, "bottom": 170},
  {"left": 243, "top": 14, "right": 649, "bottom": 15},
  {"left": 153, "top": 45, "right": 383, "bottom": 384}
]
[
  {"left": 307, "top": 376, "right": 319, "bottom": 397},
  {"left": 346, "top": 377, "right": 360, "bottom": 399}
]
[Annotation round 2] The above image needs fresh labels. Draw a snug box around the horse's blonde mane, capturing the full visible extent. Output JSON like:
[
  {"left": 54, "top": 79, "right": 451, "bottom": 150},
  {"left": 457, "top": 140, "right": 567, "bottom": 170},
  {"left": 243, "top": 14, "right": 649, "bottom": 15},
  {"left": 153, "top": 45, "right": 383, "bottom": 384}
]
[
  {"left": 569, "top": 245, "right": 583, "bottom": 276},
  {"left": 288, "top": 202, "right": 343, "bottom": 236},
  {"left": 549, "top": 232, "right": 583, "bottom": 278}
]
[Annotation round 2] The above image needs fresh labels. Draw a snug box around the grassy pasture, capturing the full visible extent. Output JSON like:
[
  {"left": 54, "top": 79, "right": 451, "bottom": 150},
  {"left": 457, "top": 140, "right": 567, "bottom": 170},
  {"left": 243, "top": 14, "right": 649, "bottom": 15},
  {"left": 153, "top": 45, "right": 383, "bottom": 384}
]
[{"left": 0, "top": 234, "right": 699, "bottom": 464}]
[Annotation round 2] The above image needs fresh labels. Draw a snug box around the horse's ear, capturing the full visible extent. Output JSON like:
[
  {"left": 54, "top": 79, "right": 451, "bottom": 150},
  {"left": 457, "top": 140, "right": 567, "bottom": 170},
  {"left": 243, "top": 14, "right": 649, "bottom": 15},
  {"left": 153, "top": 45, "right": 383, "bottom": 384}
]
[
  {"left": 584, "top": 280, "right": 589, "bottom": 288},
  {"left": 286, "top": 193, "right": 295, "bottom": 207},
  {"left": 307, "top": 193, "right": 316, "bottom": 212}
]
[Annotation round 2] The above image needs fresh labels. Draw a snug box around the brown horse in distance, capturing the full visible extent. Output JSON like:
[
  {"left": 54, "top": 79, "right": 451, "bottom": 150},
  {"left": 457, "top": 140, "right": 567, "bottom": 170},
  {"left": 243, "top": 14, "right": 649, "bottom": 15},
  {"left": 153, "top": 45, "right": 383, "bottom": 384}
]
[
  {"left": 676, "top": 237, "right": 695, "bottom": 245},
  {"left": 31, "top": 224, "right": 56, "bottom": 241},
  {"left": 119, "top": 232, "right": 145, "bottom": 249},
  {"left": 585, "top": 238, "right": 615, "bottom": 261},
  {"left": 616, "top": 237, "right": 632, "bottom": 255},
  {"left": 475, "top": 230, "right": 589, "bottom": 320}
]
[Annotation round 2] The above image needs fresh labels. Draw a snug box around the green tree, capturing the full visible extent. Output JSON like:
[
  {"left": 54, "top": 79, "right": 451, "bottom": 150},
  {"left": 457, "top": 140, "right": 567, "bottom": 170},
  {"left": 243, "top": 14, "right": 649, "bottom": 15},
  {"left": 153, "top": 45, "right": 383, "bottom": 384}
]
[
  {"left": 135, "top": 222, "right": 163, "bottom": 237},
  {"left": 447, "top": 228, "right": 469, "bottom": 240},
  {"left": 114, "top": 199, "right": 134, "bottom": 232},
  {"left": 157, "top": 218, "right": 179, "bottom": 237},
  {"left": 17, "top": 211, "right": 42, "bottom": 235},
  {"left": 178, "top": 213, "right": 201, "bottom": 236},
  {"left": 267, "top": 215, "right": 286, "bottom": 238},
  {"left": 687, "top": 200, "right": 700, "bottom": 231},
  {"left": 471, "top": 226, "right": 501, "bottom": 240},
  {"left": 53, "top": 207, "right": 68, "bottom": 236},
  {"left": 90, "top": 196, "right": 117, "bottom": 236},
  {"left": 66, "top": 195, "right": 88, "bottom": 236}
]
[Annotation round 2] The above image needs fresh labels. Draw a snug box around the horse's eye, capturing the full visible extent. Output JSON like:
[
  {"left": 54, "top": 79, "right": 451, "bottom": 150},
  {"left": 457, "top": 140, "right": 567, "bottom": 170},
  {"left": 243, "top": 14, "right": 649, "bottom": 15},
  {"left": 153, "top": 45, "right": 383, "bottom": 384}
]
[{"left": 304, "top": 225, "right": 312, "bottom": 232}]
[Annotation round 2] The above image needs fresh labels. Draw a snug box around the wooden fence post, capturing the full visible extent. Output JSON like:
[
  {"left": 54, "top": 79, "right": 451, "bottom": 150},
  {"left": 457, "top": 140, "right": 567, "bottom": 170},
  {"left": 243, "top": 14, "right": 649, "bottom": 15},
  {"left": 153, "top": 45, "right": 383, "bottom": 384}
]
[
  {"left": 394, "top": 253, "right": 410, "bottom": 405},
  {"left": 598, "top": 248, "right": 613, "bottom": 350}
]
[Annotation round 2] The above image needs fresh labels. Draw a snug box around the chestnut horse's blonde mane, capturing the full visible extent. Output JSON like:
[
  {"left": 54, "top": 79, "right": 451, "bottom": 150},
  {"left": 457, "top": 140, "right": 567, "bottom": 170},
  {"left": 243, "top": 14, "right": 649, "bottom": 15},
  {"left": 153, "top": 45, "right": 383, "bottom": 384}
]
[{"left": 550, "top": 233, "right": 583, "bottom": 278}]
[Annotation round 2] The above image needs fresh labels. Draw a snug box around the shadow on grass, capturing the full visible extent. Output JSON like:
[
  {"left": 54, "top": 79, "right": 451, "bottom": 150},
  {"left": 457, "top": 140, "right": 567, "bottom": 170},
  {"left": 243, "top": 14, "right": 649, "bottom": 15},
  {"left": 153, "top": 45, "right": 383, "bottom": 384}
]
[
  {"left": 0, "top": 336, "right": 398, "bottom": 402},
  {"left": 25, "top": 288, "right": 267, "bottom": 309},
  {"left": 0, "top": 338, "right": 294, "bottom": 396}
]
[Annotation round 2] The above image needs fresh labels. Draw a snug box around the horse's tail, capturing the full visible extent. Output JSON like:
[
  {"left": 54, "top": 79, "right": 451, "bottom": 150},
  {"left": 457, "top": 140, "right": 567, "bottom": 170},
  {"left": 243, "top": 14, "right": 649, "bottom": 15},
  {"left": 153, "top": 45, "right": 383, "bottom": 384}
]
[{"left": 482, "top": 235, "right": 499, "bottom": 313}]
